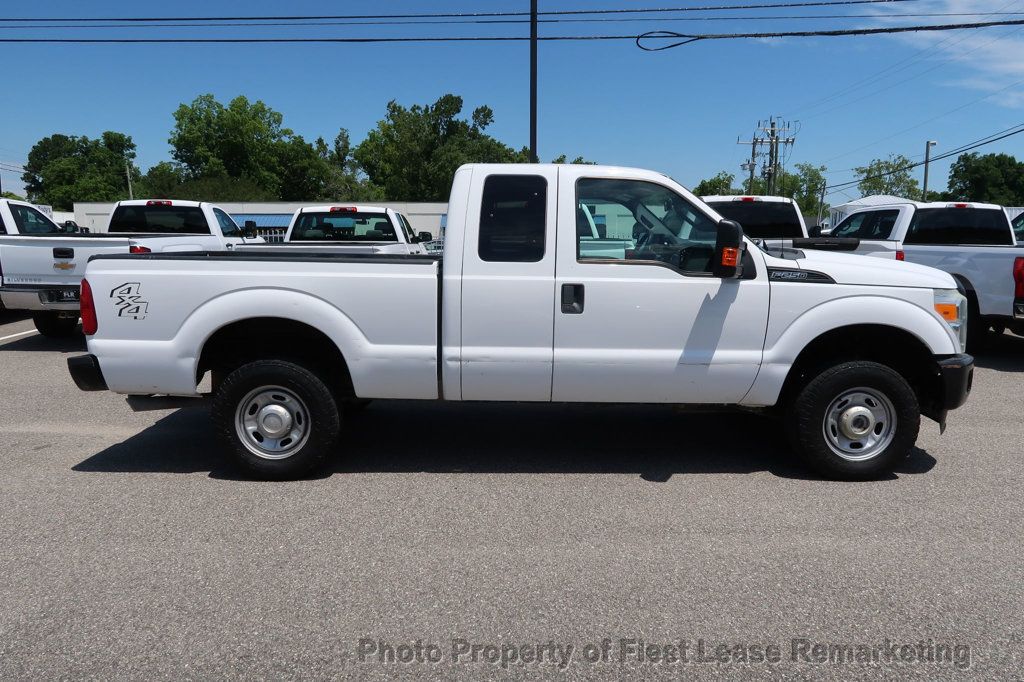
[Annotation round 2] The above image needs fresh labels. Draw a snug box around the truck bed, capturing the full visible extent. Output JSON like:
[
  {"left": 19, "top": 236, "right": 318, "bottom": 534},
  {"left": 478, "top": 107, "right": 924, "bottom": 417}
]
[{"left": 83, "top": 250, "right": 443, "bottom": 399}]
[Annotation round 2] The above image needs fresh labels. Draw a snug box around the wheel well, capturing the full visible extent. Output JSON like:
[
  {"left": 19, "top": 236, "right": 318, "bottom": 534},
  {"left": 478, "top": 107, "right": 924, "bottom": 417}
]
[
  {"left": 197, "top": 317, "right": 354, "bottom": 398},
  {"left": 779, "top": 324, "right": 942, "bottom": 416}
]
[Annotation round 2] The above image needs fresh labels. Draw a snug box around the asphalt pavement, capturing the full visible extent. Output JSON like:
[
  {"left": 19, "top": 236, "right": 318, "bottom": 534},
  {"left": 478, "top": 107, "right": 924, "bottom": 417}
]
[{"left": 0, "top": 309, "right": 1021, "bottom": 679}]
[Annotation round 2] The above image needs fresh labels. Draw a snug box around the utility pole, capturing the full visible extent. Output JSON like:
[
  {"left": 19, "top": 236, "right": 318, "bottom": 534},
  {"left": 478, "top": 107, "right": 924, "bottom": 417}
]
[
  {"left": 124, "top": 158, "right": 134, "bottom": 200},
  {"left": 529, "top": 0, "right": 538, "bottom": 163},
  {"left": 922, "top": 140, "right": 937, "bottom": 201},
  {"left": 740, "top": 117, "right": 795, "bottom": 196}
]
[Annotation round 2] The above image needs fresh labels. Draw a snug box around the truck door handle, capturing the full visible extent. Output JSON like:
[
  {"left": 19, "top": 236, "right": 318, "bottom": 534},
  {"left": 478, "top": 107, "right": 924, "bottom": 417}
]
[
  {"left": 53, "top": 247, "right": 74, "bottom": 259},
  {"left": 561, "top": 283, "right": 585, "bottom": 314}
]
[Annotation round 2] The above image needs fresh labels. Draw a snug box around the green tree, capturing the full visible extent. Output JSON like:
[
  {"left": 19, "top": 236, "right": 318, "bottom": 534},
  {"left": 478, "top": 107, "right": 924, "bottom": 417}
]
[
  {"left": 946, "top": 152, "right": 1024, "bottom": 205},
  {"left": 1, "top": 191, "right": 24, "bottom": 200},
  {"left": 780, "top": 162, "right": 829, "bottom": 216},
  {"left": 354, "top": 95, "right": 530, "bottom": 201},
  {"left": 136, "top": 161, "right": 184, "bottom": 198},
  {"left": 551, "top": 154, "right": 595, "bottom": 164},
  {"left": 854, "top": 154, "right": 920, "bottom": 198},
  {"left": 315, "top": 129, "right": 383, "bottom": 202},
  {"left": 694, "top": 171, "right": 737, "bottom": 196},
  {"left": 21, "top": 132, "right": 139, "bottom": 209}
]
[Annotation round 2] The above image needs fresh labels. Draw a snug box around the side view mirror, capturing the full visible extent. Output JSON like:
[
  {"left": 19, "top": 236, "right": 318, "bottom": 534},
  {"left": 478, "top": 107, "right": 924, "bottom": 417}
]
[
  {"left": 243, "top": 220, "right": 258, "bottom": 239},
  {"left": 416, "top": 231, "right": 433, "bottom": 243},
  {"left": 713, "top": 219, "right": 745, "bottom": 279},
  {"left": 62, "top": 220, "right": 80, "bottom": 233},
  {"left": 807, "top": 225, "right": 823, "bottom": 238}
]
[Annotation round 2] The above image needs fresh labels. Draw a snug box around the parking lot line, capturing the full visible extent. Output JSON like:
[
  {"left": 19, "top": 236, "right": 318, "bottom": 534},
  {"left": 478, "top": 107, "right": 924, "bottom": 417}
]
[{"left": 0, "top": 329, "right": 38, "bottom": 343}]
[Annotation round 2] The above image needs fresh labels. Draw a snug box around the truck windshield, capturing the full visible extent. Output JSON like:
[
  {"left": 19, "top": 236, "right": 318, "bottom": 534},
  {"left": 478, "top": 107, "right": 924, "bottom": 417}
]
[
  {"left": 905, "top": 208, "right": 1013, "bottom": 245},
  {"left": 109, "top": 204, "right": 211, "bottom": 234},
  {"left": 291, "top": 212, "right": 398, "bottom": 242},
  {"left": 705, "top": 201, "right": 804, "bottom": 239}
]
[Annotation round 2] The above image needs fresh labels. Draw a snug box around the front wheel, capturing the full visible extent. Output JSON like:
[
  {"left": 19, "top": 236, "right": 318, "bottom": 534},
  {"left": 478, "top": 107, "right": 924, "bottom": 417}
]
[
  {"left": 786, "top": 361, "right": 920, "bottom": 480},
  {"left": 32, "top": 311, "right": 80, "bottom": 338},
  {"left": 211, "top": 359, "right": 341, "bottom": 480}
]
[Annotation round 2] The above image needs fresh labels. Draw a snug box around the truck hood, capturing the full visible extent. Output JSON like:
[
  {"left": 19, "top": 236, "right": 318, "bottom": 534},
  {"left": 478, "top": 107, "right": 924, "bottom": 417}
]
[{"left": 772, "top": 247, "right": 957, "bottom": 289}]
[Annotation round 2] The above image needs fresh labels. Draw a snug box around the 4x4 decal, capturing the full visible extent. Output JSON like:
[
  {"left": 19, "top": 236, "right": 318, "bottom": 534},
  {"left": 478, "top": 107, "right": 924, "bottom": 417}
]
[{"left": 110, "top": 282, "right": 149, "bottom": 320}]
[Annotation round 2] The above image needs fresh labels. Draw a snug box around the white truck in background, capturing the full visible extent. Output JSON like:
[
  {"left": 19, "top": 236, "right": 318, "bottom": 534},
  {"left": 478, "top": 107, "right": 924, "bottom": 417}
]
[
  {"left": 0, "top": 198, "right": 259, "bottom": 337},
  {"left": 701, "top": 195, "right": 856, "bottom": 253},
  {"left": 829, "top": 200, "right": 1024, "bottom": 346},
  {"left": 237, "top": 204, "right": 434, "bottom": 255},
  {"left": 70, "top": 164, "right": 973, "bottom": 482}
]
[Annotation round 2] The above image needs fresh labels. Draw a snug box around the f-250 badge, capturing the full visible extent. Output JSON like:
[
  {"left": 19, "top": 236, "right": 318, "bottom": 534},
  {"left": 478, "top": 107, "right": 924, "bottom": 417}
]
[{"left": 110, "top": 282, "right": 149, "bottom": 320}]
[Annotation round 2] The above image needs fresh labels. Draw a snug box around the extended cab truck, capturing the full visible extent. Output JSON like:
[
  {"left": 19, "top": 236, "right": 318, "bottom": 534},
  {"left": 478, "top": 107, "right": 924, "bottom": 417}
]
[
  {"left": 829, "top": 200, "right": 1024, "bottom": 345},
  {"left": 0, "top": 198, "right": 259, "bottom": 337},
  {"left": 68, "top": 164, "right": 974, "bottom": 481},
  {"left": 237, "top": 204, "right": 433, "bottom": 255}
]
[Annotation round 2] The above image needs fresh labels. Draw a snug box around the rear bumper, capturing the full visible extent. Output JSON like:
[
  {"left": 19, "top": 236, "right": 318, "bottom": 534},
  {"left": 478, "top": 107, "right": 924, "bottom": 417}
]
[
  {"left": 0, "top": 286, "right": 80, "bottom": 312},
  {"left": 67, "top": 354, "right": 108, "bottom": 391},
  {"left": 936, "top": 353, "right": 974, "bottom": 411}
]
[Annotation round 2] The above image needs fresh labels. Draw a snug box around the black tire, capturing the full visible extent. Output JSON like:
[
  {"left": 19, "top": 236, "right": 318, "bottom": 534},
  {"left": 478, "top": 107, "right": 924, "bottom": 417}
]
[
  {"left": 211, "top": 359, "right": 341, "bottom": 480},
  {"left": 786, "top": 361, "right": 920, "bottom": 480},
  {"left": 32, "top": 311, "right": 80, "bottom": 338}
]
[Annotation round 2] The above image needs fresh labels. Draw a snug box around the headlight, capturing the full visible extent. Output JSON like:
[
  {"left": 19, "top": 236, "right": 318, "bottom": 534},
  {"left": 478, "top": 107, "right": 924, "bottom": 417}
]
[{"left": 934, "top": 288, "right": 968, "bottom": 351}]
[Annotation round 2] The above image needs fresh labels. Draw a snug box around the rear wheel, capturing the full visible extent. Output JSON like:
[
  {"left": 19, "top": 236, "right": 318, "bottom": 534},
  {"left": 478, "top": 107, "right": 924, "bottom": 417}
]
[
  {"left": 211, "top": 359, "right": 340, "bottom": 480},
  {"left": 32, "top": 311, "right": 80, "bottom": 338},
  {"left": 787, "top": 361, "right": 920, "bottom": 480}
]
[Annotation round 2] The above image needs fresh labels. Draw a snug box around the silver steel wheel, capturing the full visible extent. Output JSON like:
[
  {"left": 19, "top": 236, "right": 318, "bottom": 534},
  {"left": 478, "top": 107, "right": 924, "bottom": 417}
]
[
  {"left": 822, "top": 387, "right": 897, "bottom": 462},
  {"left": 234, "top": 385, "right": 311, "bottom": 460}
]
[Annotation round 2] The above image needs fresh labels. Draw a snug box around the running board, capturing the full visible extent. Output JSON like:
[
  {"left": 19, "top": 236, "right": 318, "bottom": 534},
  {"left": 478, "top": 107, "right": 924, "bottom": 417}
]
[{"left": 125, "top": 395, "right": 210, "bottom": 412}]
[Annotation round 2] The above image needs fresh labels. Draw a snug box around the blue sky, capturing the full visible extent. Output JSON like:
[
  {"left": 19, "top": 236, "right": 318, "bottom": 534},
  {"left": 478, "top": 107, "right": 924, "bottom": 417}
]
[{"left": 1, "top": 0, "right": 1023, "bottom": 204}]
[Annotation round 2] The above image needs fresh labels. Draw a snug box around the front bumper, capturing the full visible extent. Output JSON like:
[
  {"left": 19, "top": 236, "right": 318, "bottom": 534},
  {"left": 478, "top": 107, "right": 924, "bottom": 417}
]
[
  {"left": 67, "top": 354, "right": 108, "bottom": 392},
  {"left": 936, "top": 353, "right": 974, "bottom": 410}
]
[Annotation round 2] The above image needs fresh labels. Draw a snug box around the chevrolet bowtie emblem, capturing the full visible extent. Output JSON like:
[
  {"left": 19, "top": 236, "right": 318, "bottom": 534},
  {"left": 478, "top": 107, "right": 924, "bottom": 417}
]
[{"left": 53, "top": 262, "right": 75, "bottom": 271}]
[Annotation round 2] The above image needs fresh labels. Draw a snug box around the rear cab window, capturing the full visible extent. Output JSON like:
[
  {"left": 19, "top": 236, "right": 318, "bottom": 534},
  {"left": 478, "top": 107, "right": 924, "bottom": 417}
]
[
  {"left": 109, "top": 203, "right": 211, "bottom": 234},
  {"left": 291, "top": 210, "right": 398, "bottom": 242},
  {"left": 7, "top": 204, "right": 61, "bottom": 235},
  {"left": 831, "top": 209, "right": 900, "bottom": 240},
  {"left": 705, "top": 200, "right": 804, "bottom": 239},
  {"left": 905, "top": 208, "right": 1013, "bottom": 246},
  {"left": 478, "top": 175, "right": 547, "bottom": 262}
]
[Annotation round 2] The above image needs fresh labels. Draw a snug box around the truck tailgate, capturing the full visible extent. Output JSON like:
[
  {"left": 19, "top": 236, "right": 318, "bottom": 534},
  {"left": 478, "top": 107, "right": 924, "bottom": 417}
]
[{"left": 0, "top": 236, "right": 131, "bottom": 289}]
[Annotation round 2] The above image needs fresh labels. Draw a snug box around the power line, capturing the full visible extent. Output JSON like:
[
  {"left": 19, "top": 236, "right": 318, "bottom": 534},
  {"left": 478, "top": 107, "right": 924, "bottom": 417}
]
[
  {"left": 1, "top": 18, "right": 1021, "bottom": 45},
  {"left": 2, "top": 12, "right": 1019, "bottom": 30},
  {"left": 825, "top": 124, "right": 1024, "bottom": 194},
  {"left": 0, "top": 2, "right": 925, "bottom": 23},
  {"left": 635, "top": 17, "right": 1024, "bottom": 49}
]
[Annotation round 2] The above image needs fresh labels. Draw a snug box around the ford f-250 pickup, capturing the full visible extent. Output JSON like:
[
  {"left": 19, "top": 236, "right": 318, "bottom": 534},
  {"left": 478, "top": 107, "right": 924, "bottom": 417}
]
[
  {"left": 67, "top": 164, "right": 974, "bottom": 481},
  {"left": 0, "top": 198, "right": 259, "bottom": 336}
]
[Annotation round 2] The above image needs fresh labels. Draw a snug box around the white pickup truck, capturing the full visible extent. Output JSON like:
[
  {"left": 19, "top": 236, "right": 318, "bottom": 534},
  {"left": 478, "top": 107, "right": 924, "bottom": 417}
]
[
  {"left": 828, "top": 200, "right": 1024, "bottom": 345},
  {"left": 68, "top": 164, "right": 974, "bottom": 481},
  {"left": 0, "top": 199, "right": 259, "bottom": 336},
  {"left": 238, "top": 204, "right": 434, "bottom": 255},
  {"left": 701, "top": 195, "right": 855, "bottom": 252}
]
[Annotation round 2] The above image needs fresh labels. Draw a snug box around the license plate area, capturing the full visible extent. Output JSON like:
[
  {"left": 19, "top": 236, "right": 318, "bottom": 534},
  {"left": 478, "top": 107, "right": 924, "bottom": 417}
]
[{"left": 42, "top": 288, "right": 80, "bottom": 303}]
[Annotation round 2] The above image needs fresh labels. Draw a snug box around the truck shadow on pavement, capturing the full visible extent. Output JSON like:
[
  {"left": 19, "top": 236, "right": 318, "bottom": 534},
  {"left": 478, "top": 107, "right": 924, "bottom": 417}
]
[
  {"left": 74, "top": 402, "right": 936, "bottom": 482},
  {"left": 0, "top": 331, "right": 86, "bottom": 353},
  {"left": 973, "top": 331, "right": 1024, "bottom": 372}
]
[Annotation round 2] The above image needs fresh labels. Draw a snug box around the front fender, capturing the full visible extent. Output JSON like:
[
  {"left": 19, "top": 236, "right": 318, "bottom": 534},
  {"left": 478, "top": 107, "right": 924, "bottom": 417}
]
[{"left": 742, "top": 294, "right": 957, "bottom": 406}]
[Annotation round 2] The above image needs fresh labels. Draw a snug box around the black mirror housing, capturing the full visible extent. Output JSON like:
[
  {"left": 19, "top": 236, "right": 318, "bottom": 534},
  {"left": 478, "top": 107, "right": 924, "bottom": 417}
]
[
  {"left": 713, "top": 219, "right": 745, "bottom": 279},
  {"left": 807, "top": 224, "right": 823, "bottom": 238},
  {"left": 243, "top": 220, "right": 258, "bottom": 239},
  {"left": 417, "top": 231, "right": 433, "bottom": 243}
]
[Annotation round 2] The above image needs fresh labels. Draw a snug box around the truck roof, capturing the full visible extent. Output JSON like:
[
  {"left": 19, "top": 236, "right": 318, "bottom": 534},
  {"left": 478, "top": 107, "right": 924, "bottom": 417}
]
[
  {"left": 701, "top": 195, "right": 798, "bottom": 205},
  {"left": 115, "top": 199, "right": 206, "bottom": 208},
  {"left": 296, "top": 205, "right": 392, "bottom": 214},
  {"left": 846, "top": 199, "right": 1004, "bottom": 211}
]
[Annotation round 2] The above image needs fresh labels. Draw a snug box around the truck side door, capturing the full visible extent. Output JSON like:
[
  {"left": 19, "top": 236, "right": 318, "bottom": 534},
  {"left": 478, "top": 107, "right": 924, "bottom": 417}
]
[
  {"left": 459, "top": 167, "right": 558, "bottom": 400},
  {"left": 552, "top": 169, "right": 769, "bottom": 403}
]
